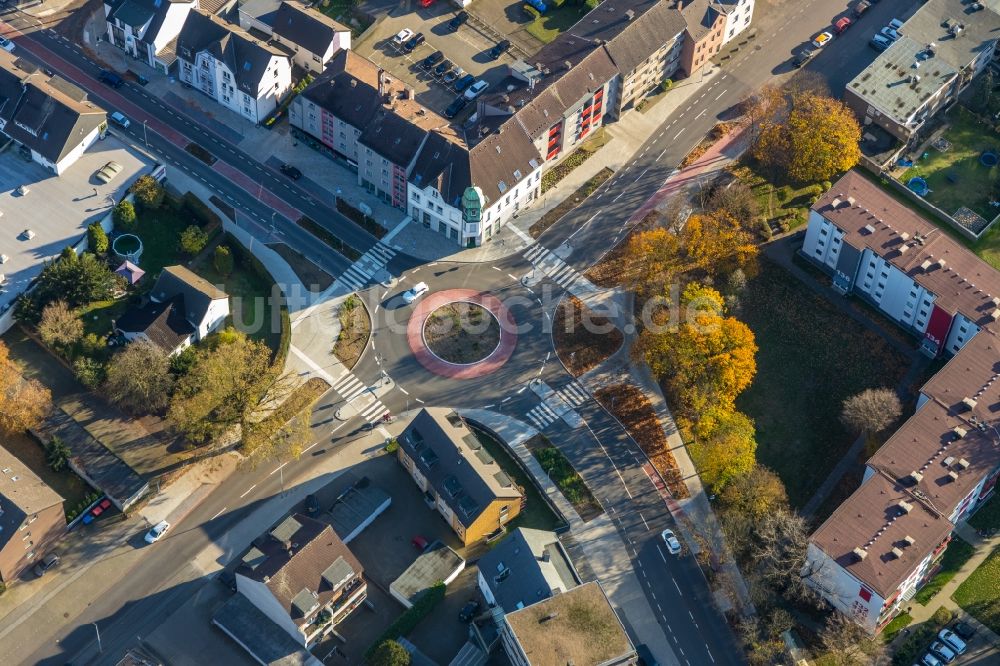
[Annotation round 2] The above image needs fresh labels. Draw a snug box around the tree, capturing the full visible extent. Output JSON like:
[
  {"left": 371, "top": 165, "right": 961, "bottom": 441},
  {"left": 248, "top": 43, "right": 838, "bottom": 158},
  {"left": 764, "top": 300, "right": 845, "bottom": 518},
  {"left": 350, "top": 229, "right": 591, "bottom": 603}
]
[
  {"left": 73, "top": 357, "right": 106, "bottom": 389},
  {"left": 739, "top": 84, "right": 784, "bottom": 152},
  {"left": 704, "top": 179, "right": 759, "bottom": 229},
  {"left": 16, "top": 250, "right": 119, "bottom": 322},
  {"left": 45, "top": 436, "right": 71, "bottom": 472},
  {"left": 752, "top": 92, "right": 861, "bottom": 184},
  {"left": 179, "top": 225, "right": 209, "bottom": 256},
  {"left": 368, "top": 640, "right": 411, "bottom": 666},
  {"left": 748, "top": 508, "right": 821, "bottom": 605},
  {"left": 0, "top": 341, "right": 51, "bottom": 434},
  {"left": 819, "top": 613, "right": 886, "bottom": 666},
  {"left": 720, "top": 466, "right": 788, "bottom": 521},
  {"left": 87, "top": 222, "right": 109, "bottom": 255},
  {"left": 840, "top": 387, "right": 902, "bottom": 435},
  {"left": 622, "top": 227, "right": 682, "bottom": 296},
  {"left": 680, "top": 211, "right": 758, "bottom": 279},
  {"left": 213, "top": 244, "right": 234, "bottom": 276},
  {"left": 690, "top": 407, "right": 757, "bottom": 491},
  {"left": 104, "top": 340, "right": 175, "bottom": 414},
  {"left": 113, "top": 200, "right": 137, "bottom": 230},
  {"left": 129, "top": 175, "right": 165, "bottom": 209},
  {"left": 38, "top": 300, "right": 83, "bottom": 348}
]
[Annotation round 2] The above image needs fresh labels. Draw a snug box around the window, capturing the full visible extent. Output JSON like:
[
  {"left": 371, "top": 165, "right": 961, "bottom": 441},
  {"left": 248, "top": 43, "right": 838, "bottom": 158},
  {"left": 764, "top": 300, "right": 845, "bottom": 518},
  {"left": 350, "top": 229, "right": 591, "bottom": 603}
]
[{"left": 412, "top": 192, "right": 420, "bottom": 202}]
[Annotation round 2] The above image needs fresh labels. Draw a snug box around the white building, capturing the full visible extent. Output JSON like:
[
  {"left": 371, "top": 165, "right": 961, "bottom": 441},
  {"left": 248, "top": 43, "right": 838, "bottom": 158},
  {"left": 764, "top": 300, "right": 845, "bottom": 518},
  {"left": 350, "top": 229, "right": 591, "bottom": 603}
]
[
  {"left": 719, "top": 0, "right": 755, "bottom": 43},
  {"left": 238, "top": 0, "right": 350, "bottom": 74},
  {"left": 104, "top": 0, "right": 198, "bottom": 74},
  {"left": 176, "top": 10, "right": 292, "bottom": 124}
]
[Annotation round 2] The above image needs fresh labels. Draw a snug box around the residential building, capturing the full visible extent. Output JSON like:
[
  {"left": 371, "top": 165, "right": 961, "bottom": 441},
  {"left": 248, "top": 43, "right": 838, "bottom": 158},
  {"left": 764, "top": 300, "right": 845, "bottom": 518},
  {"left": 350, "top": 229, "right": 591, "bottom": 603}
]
[
  {"left": 802, "top": 171, "right": 1000, "bottom": 632},
  {"left": 176, "top": 10, "right": 292, "bottom": 124},
  {"left": 844, "top": 0, "right": 1000, "bottom": 147},
  {"left": 115, "top": 264, "right": 229, "bottom": 355},
  {"left": 389, "top": 544, "right": 465, "bottom": 608},
  {"left": 678, "top": 0, "right": 728, "bottom": 77},
  {"left": 103, "top": 0, "right": 197, "bottom": 74},
  {"left": 500, "top": 581, "right": 637, "bottom": 666},
  {"left": 397, "top": 408, "right": 524, "bottom": 545},
  {"left": 0, "top": 445, "right": 65, "bottom": 582},
  {"left": 238, "top": 0, "right": 350, "bottom": 74},
  {"left": 719, "top": 0, "right": 755, "bottom": 43},
  {"left": 477, "top": 528, "right": 581, "bottom": 613},
  {"left": 235, "top": 514, "right": 367, "bottom": 647},
  {"left": 0, "top": 51, "right": 107, "bottom": 175}
]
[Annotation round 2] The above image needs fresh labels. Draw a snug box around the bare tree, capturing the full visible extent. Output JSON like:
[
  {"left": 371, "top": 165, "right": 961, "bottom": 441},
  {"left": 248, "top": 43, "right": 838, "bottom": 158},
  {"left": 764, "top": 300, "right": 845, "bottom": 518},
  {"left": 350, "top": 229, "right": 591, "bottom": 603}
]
[
  {"left": 38, "top": 300, "right": 83, "bottom": 348},
  {"left": 749, "top": 508, "right": 820, "bottom": 605},
  {"left": 840, "top": 388, "right": 902, "bottom": 435},
  {"left": 739, "top": 84, "right": 784, "bottom": 151},
  {"left": 704, "top": 179, "right": 759, "bottom": 229},
  {"left": 104, "top": 340, "right": 174, "bottom": 414},
  {"left": 820, "top": 612, "right": 886, "bottom": 666}
]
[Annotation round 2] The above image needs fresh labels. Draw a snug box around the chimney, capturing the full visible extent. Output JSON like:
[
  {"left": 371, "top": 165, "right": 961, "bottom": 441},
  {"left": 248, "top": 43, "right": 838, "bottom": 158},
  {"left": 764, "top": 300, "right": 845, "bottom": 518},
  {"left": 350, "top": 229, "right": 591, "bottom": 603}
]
[
  {"left": 377, "top": 68, "right": 385, "bottom": 97},
  {"left": 952, "top": 426, "right": 967, "bottom": 440},
  {"left": 625, "top": 8, "right": 635, "bottom": 20},
  {"left": 961, "top": 397, "right": 978, "bottom": 411},
  {"left": 891, "top": 547, "right": 904, "bottom": 559},
  {"left": 903, "top": 535, "right": 916, "bottom": 547},
  {"left": 908, "top": 471, "right": 923, "bottom": 484},
  {"left": 956, "top": 458, "right": 970, "bottom": 470}
]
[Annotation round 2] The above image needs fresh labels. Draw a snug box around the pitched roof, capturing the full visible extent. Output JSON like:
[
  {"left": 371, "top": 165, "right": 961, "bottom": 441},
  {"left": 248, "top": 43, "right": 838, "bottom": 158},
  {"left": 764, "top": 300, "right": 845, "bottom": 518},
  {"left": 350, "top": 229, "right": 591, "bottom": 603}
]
[
  {"left": 177, "top": 10, "right": 286, "bottom": 93},
  {"left": 115, "top": 260, "right": 145, "bottom": 285},
  {"left": 115, "top": 295, "right": 195, "bottom": 351},
  {"left": 679, "top": 0, "right": 725, "bottom": 41},
  {"left": 149, "top": 265, "right": 227, "bottom": 327},
  {"left": 0, "top": 444, "right": 63, "bottom": 545},
  {"left": 212, "top": 592, "right": 322, "bottom": 666},
  {"left": 0, "top": 52, "right": 107, "bottom": 165},
  {"left": 568, "top": 0, "right": 687, "bottom": 75},
  {"left": 477, "top": 528, "right": 580, "bottom": 612},
  {"left": 270, "top": 0, "right": 347, "bottom": 55},
  {"left": 813, "top": 171, "right": 1000, "bottom": 327},
  {"left": 237, "top": 514, "right": 364, "bottom": 627},
  {"left": 106, "top": 0, "right": 194, "bottom": 44},
  {"left": 399, "top": 408, "right": 522, "bottom": 528}
]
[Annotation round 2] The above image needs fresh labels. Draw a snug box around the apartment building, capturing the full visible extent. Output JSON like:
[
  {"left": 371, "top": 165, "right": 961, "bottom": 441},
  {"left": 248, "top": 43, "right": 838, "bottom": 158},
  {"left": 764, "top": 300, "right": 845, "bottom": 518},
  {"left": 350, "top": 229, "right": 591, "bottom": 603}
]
[
  {"left": 0, "top": 52, "right": 107, "bottom": 175},
  {"left": 0, "top": 446, "right": 65, "bottom": 582},
  {"left": 678, "top": 0, "right": 728, "bottom": 77},
  {"left": 803, "top": 171, "right": 1000, "bottom": 632},
  {"left": 477, "top": 528, "right": 581, "bottom": 614},
  {"left": 397, "top": 408, "right": 524, "bottom": 545},
  {"left": 237, "top": 0, "right": 350, "bottom": 74},
  {"left": 844, "top": 0, "right": 1000, "bottom": 145},
  {"left": 104, "top": 0, "right": 197, "bottom": 74},
  {"left": 176, "top": 10, "right": 292, "bottom": 124}
]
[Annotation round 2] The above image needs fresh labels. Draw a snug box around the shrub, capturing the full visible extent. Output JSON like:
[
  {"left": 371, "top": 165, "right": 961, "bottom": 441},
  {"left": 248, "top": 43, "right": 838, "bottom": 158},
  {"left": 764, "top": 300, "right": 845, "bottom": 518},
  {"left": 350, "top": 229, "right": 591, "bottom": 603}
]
[
  {"left": 39, "top": 300, "right": 83, "bottom": 349},
  {"left": 758, "top": 219, "right": 773, "bottom": 240},
  {"left": 74, "top": 357, "right": 106, "bottom": 389},
  {"left": 45, "top": 436, "right": 71, "bottom": 472},
  {"left": 130, "top": 175, "right": 165, "bottom": 209},
  {"left": 385, "top": 438, "right": 399, "bottom": 454},
  {"left": 368, "top": 641, "right": 410, "bottom": 666},
  {"left": 821, "top": 180, "right": 832, "bottom": 191},
  {"left": 366, "top": 582, "right": 445, "bottom": 659},
  {"left": 214, "top": 245, "right": 234, "bottom": 276},
  {"left": 179, "top": 225, "right": 209, "bottom": 256},
  {"left": 182, "top": 192, "right": 221, "bottom": 228},
  {"left": 88, "top": 223, "right": 109, "bottom": 254},
  {"left": 113, "top": 200, "right": 137, "bottom": 230},
  {"left": 661, "top": 78, "right": 673, "bottom": 92}
]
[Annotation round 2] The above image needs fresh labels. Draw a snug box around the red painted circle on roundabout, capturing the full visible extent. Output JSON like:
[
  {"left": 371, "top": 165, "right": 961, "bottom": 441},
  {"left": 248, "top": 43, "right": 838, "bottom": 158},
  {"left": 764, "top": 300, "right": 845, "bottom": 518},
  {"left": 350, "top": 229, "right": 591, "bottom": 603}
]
[{"left": 407, "top": 289, "right": 518, "bottom": 379}]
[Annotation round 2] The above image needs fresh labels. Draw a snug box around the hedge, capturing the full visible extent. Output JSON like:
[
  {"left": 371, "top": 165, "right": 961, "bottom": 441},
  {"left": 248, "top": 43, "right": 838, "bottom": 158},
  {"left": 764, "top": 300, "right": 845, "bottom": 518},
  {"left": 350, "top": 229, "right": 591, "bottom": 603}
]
[{"left": 365, "top": 582, "right": 445, "bottom": 659}]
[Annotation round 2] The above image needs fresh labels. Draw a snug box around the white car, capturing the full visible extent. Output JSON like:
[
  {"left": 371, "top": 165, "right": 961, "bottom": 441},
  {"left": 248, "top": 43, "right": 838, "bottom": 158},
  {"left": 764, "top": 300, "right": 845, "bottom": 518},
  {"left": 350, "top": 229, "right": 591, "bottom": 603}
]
[
  {"left": 144, "top": 520, "right": 170, "bottom": 544},
  {"left": 921, "top": 653, "right": 942, "bottom": 666},
  {"left": 0, "top": 37, "right": 15, "bottom": 53},
  {"left": 402, "top": 281, "right": 428, "bottom": 304},
  {"left": 938, "top": 628, "right": 967, "bottom": 655},
  {"left": 393, "top": 28, "right": 414, "bottom": 45},
  {"left": 661, "top": 529, "right": 681, "bottom": 555},
  {"left": 888, "top": 18, "right": 904, "bottom": 32},
  {"left": 929, "top": 641, "right": 956, "bottom": 664},
  {"left": 811, "top": 31, "right": 833, "bottom": 48},
  {"left": 463, "top": 80, "right": 489, "bottom": 101},
  {"left": 109, "top": 111, "right": 130, "bottom": 129}
]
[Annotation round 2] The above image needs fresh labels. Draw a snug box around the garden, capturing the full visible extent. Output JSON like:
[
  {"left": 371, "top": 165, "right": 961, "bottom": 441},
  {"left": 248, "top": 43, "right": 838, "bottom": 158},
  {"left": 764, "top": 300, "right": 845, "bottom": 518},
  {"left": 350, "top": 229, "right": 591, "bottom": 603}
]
[
  {"left": 333, "top": 294, "right": 370, "bottom": 369},
  {"left": 423, "top": 302, "right": 500, "bottom": 364},
  {"left": 525, "top": 1, "right": 592, "bottom": 44},
  {"left": 952, "top": 545, "right": 1000, "bottom": 634}
]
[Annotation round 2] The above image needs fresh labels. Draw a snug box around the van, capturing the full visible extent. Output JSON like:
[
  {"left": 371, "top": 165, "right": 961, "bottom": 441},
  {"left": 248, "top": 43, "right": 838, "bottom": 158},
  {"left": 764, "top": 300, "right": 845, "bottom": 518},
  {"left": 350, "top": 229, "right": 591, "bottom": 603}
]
[
  {"left": 98, "top": 70, "right": 124, "bottom": 88},
  {"left": 109, "top": 111, "right": 130, "bottom": 129}
]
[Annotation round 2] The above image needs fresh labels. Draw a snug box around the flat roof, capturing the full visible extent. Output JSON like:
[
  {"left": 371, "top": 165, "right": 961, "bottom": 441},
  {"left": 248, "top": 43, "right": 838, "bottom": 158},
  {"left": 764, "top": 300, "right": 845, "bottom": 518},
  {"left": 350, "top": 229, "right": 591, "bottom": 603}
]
[
  {"left": 213, "top": 592, "right": 321, "bottom": 666},
  {"left": 0, "top": 134, "right": 154, "bottom": 316},
  {"left": 390, "top": 544, "right": 464, "bottom": 605},
  {"left": 504, "top": 581, "right": 634, "bottom": 666},
  {"left": 327, "top": 482, "right": 391, "bottom": 543},
  {"left": 477, "top": 528, "right": 580, "bottom": 613}
]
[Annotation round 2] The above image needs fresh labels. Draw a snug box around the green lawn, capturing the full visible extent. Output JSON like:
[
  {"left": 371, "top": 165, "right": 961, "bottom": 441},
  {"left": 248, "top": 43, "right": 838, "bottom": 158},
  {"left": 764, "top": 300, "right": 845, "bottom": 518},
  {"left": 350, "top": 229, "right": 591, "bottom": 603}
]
[
  {"left": 1, "top": 433, "right": 94, "bottom": 519},
  {"left": 915, "top": 537, "right": 975, "bottom": 605},
  {"left": 901, "top": 106, "right": 1000, "bottom": 222},
  {"left": 131, "top": 206, "right": 194, "bottom": 280},
  {"left": 736, "top": 260, "right": 911, "bottom": 507},
  {"left": 968, "top": 494, "right": 1000, "bottom": 531},
  {"left": 734, "top": 161, "right": 818, "bottom": 236},
  {"left": 467, "top": 424, "right": 564, "bottom": 532},
  {"left": 526, "top": 4, "right": 589, "bottom": 44},
  {"left": 316, "top": 0, "right": 370, "bottom": 35},
  {"left": 891, "top": 607, "right": 953, "bottom": 666},
  {"left": 880, "top": 612, "right": 913, "bottom": 643},
  {"left": 952, "top": 546, "right": 1000, "bottom": 634}
]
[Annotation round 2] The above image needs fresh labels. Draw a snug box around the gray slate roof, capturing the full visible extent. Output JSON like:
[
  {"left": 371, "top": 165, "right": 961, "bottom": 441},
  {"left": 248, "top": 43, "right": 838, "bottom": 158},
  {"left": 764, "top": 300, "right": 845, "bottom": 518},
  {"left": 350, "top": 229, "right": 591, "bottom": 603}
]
[
  {"left": 177, "top": 10, "right": 286, "bottom": 94},
  {"left": 0, "top": 51, "right": 106, "bottom": 165},
  {"left": 568, "top": 0, "right": 686, "bottom": 75},
  {"left": 271, "top": 0, "right": 347, "bottom": 55},
  {"left": 149, "top": 265, "right": 227, "bottom": 329},
  {"left": 115, "top": 295, "right": 195, "bottom": 351},
  {"left": 213, "top": 592, "right": 322, "bottom": 666},
  {"left": 106, "top": 0, "right": 193, "bottom": 45},
  {"left": 477, "top": 528, "right": 581, "bottom": 613}
]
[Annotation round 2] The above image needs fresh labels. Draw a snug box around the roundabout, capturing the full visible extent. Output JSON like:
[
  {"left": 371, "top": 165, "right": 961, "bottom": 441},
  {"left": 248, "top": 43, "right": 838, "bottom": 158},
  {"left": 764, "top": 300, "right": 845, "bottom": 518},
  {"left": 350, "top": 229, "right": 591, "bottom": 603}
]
[{"left": 423, "top": 301, "right": 501, "bottom": 365}]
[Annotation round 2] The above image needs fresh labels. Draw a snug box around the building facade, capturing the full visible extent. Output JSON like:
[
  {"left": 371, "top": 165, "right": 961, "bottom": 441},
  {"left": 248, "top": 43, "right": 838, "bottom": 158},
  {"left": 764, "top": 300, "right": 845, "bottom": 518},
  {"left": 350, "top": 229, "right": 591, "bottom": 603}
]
[
  {"left": 104, "top": 0, "right": 197, "bottom": 73},
  {"left": 0, "top": 446, "right": 66, "bottom": 582}
]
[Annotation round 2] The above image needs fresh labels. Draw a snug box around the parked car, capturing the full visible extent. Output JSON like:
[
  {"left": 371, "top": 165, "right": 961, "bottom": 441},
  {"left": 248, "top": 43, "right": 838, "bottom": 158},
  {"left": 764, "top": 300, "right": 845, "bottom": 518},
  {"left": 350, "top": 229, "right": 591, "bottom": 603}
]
[
  {"left": 403, "top": 32, "right": 425, "bottom": 52},
  {"left": 411, "top": 535, "right": 429, "bottom": 551},
  {"left": 929, "top": 641, "right": 956, "bottom": 664},
  {"left": 869, "top": 34, "right": 892, "bottom": 51},
  {"left": 463, "top": 79, "right": 489, "bottom": 100},
  {"left": 448, "top": 11, "right": 468, "bottom": 31},
  {"left": 304, "top": 494, "right": 320, "bottom": 515},
  {"left": 792, "top": 49, "right": 815, "bottom": 68},
  {"left": 888, "top": 18, "right": 904, "bottom": 32},
  {"left": 421, "top": 51, "right": 444, "bottom": 70},
  {"left": 98, "top": 69, "right": 124, "bottom": 88},
  {"left": 444, "top": 96, "right": 468, "bottom": 119},
  {"left": 459, "top": 600, "right": 480, "bottom": 622},
  {"left": 435, "top": 59, "right": 453, "bottom": 76},
  {"left": 403, "top": 282, "right": 429, "bottom": 304},
  {"left": 834, "top": 17, "right": 852, "bottom": 34},
  {"left": 144, "top": 520, "right": 170, "bottom": 544},
  {"left": 951, "top": 622, "right": 976, "bottom": 640},
  {"left": 526, "top": 0, "right": 547, "bottom": 12},
  {"left": 811, "top": 31, "right": 833, "bottom": 48},
  {"left": 109, "top": 111, "right": 130, "bottom": 129},
  {"left": 32, "top": 553, "right": 59, "bottom": 578},
  {"left": 443, "top": 67, "right": 463, "bottom": 85},
  {"left": 661, "top": 528, "right": 681, "bottom": 555},
  {"left": 392, "top": 28, "right": 414, "bottom": 46},
  {"left": 0, "top": 36, "right": 14, "bottom": 53},
  {"left": 95, "top": 160, "right": 123, "bottom": 184},
  {"left": 454, "top": 73, "right": 476, "bottom": 92},
  {"left": 280, "top": 163, "right": 302, "bottom": 180},
  {"left": 879, "top": 26, "right": 900, "bottom": 42},
  {"left": 488, "top": 39, "right": 511, "bottom": 60},
  {"left": 853, "top": 0, "right": 871, "bottom": 18},
  {"left": 920, "top": 653, "right": 942, "bottom": 666},
  {"left": 938, "top": 629, "right": 967, "bottom": 655},
  {"left": 420, "top": 0, "right": 434, "bottom": 6}
]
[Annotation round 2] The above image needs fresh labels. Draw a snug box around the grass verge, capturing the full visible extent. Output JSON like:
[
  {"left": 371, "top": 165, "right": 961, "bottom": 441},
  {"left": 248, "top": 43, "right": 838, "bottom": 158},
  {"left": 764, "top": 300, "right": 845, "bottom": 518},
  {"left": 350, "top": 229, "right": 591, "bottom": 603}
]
[
  {"left": 332, "top": 294, "right": 370, "bottom": 370},
  {"left": 336, "top": 198, "right": 387, "bottom": 238},
  {"left": 526, "top": 436, "right": 603, "bottom": 522},
  {"left": 530, "top": 167, "right": 613, "bottom": 238},
  {"left": 880, "top": 612, "right": 913, "bottom": 643},
  {"left": 552, "top": 295, "right": 623, "bottom": 376},
  {"left": 952, "top": 545, "right": 1000, "bottom": 634},
  {"left": 915, "top": 537, "right": 975, "bottom": 605},
  {"left": 269, "top": 243, "right": 334, "bottom": 291},
  {"left": 541, "top": 128, "right": 608, "bottom": 194}
]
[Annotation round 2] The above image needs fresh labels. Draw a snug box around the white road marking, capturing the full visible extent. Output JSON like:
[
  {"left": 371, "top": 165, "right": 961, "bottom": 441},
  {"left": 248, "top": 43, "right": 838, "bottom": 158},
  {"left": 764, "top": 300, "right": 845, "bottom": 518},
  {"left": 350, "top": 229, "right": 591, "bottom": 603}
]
[
  {"left": 715, "top": 89, "right": 727, "bottom": 101},
  {"left": 695, "top": 109, "right": 706, "bottom": 119},
  {"left": 689, "top": 610, "right": 695, "bottom": 621},
  {"left": 673, "top": 577, "right": 683, "bottom": 595},
  {"left": 270, "top": 462, "right": 288, "bottom": 476},
  {"left": 304, "top": 442, "right": 318, "bottom": 453},
  {"left": 673, "top": 128, "right": 685, "bottom": 140},
  {"left": 616, "top": 469, "right": 633, "bottom": 498},
  {"left": 239, "top": 485, "right": 257, "bottom": 498},
  {"left": 639, "top": 512, "right": 650, "bottom": 531},
  {"left": 211, "top": 507, "right": 226, "bottom": 520},
  {"left": 491, "top": 266, "right": 501, "bottom": 271},
  {"left": 398, "top": 386, "right": 409, "bottom": 395},
  {"left": 507, "top": 273, "right": 517, "bottom": 280},
  {"left": 657, "top": 544, "right": 667, "bottom": 563},
  {"left": 415, "top": 398, "right": 425, "bottom": 403},
  {"left": 657, "top": 149, "right": 666, "bottom": 161},
  {"left": 706, "top": 647, "right": 716, "bottom": 663}
]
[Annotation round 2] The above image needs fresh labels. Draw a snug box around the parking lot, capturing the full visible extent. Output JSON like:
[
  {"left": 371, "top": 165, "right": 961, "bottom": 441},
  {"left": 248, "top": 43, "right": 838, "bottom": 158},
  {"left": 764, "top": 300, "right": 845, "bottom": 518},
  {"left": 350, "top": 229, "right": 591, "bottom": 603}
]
[
  {"left": 354, "top": 4, "right": 522, "bottom": 119},
  {"left": 0, "top": 133, "right": 154, "bottom": 317}
]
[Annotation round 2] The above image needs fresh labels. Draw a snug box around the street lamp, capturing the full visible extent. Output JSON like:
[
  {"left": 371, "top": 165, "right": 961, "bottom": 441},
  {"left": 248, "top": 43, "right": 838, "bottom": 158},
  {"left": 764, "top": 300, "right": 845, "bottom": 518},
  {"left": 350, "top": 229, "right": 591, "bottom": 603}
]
[
  {"left": 92, "top": 623, "right": 102, "bottom": 654},
  {"left": 142, "top": 119, "right": 148, "bottom": 148}
]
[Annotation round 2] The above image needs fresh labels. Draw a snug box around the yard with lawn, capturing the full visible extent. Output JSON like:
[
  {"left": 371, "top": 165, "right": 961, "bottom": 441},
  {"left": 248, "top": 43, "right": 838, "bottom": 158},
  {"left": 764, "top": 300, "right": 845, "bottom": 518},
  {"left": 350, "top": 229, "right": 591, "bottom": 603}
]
[
  {"left": 526, "top": 2, "right": 590, "bottom": 44},
  {"left": 316, "top": 0, "right": 371, "bottom": 35},
  {"left": 901, "top": 106, "right": 1000, "bottom": 225},
  {"left": 736, "top": 260, "right": 911, "bottom": 508},
  {"left": 731, "top": 162, "right": 823, "bottom": 239},
  {"left": 129, "top": 204, "right": 203, "bottom": 280},
  {"left": 952, "top": 545, "right": 1000, "bottom": 634},
  {"left": 969, "top": 495, "right": 1000, "bottom": 531},
  {"left": 914, "top": 537, "right": 975, "bottom": 605}
]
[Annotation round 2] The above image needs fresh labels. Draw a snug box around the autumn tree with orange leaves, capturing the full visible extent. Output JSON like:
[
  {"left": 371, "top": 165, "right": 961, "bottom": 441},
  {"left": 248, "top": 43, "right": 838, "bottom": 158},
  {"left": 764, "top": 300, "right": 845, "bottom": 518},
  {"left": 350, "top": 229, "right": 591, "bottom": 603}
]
[{"left": 0, "top": 341, "right": 52, "bottom": 433}]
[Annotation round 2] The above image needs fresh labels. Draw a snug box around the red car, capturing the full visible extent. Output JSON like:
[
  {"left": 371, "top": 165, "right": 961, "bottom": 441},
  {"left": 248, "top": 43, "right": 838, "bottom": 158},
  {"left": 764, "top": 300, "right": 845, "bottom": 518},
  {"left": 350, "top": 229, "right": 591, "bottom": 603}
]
[
  {"left": 411, "top": 535, "right": 429, "bottom": 551},
  {"left": 420, "top": 0, "right": 435, "bottom": 6},
  {"left": 834, "top": 17, "right": 852, "bottom": 34}
]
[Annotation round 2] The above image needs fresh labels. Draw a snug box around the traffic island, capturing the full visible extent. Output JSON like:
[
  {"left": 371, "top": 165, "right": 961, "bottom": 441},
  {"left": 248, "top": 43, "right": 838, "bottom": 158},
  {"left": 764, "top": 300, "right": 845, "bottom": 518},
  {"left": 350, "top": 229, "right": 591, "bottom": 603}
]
[{"left": 423, "top": 302, "right": 500, "bottom": 365}]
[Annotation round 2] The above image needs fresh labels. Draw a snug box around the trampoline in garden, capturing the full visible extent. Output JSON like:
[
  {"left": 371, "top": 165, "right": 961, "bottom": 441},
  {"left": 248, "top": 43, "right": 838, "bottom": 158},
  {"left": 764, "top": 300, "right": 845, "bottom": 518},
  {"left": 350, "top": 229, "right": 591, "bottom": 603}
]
[
  {"left": 981, "top": 151, "right": 999, "bottom": 167},
  {"left": 907, "top": 177, "right": 929, "bottom": 196},
  {"left": 112, "top": 233, "right": 143, "bottom": 264}
]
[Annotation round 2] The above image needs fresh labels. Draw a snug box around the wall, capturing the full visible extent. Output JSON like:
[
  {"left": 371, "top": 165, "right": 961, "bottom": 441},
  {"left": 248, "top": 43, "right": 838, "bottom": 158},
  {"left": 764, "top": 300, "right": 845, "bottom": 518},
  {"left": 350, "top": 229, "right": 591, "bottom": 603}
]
[
  {"left": 721, "top": 0, "right": 754, "bottom": 43},
  {"left": 803, "top": 543, "right": 885, "bottom": 633},
  {"left": 465, "top": 497, "right": 521, "bottom": 545},
  {"left": 0, "top": 502, "right": 66, "bottom": 582},
  {"left": 53, "top": 122, "right": 105, "bottom": 175},
  {"left": 236, "top": 575, "right": 306, "bottom": 646}
]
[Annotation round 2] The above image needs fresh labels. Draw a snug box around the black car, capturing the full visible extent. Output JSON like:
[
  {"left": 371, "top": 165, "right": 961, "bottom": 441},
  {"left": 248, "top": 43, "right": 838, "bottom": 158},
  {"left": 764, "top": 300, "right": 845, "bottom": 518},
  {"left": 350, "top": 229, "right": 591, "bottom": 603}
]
[
  {"left": 459, "top": 600, "right": 480, "bottom": 623},
  {"left": 487, "top": 39, "right": 511, "bottom": 60},
  {"left": 442, "top": 68, "right": 461, "bottom": 85},
  {"left": 952, "top": 622, "right": 976, "bottom": 640},
  {"left": 444, "top": 96, "right": 468, "bottom": 119},
  {"left": 792, "top": 49, "right": 814, "bottom": 68},
  {"left": 403, "top": 32, "right": 425, "bottom": 52},
  {"left": 280, "top": 163, "right": 302, "bottom": 180},
  {"left": 98, "top": 69, "right": 124, "bottom": 88},
  {"left": 448, "top": 11, "right": 468, "bottom": 31},
  {"left": 421, "top": 51, "right": 444, "bottom": 70},
  {"left": 434, "top": 59, "right": 453, "bottom": 76},
  {"left": 454, "top": 74, "right": 476, "bottom": 92}
]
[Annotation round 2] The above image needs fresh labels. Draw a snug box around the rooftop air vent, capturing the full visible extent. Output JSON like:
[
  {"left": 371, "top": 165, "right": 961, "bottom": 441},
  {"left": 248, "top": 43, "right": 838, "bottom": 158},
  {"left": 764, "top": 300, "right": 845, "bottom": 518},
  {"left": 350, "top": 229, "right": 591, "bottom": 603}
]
[
  {"left": 831, "top": 197, "right": 842, "bottom": 208},
  {"left": 944, "top": 456, "right": 956, "bottom": 467},
  {"left": 948, "top": 471, "right": 959, "bottom": 482},
  {"left": 957, "top": 458, "right": 970, "bottom": 470},
  {"left": 904, "top": 535, "right": 916, "bottom": 546},
  {"left": 900, "top": 231, "right": 911, "bottom": 241},
  {"left": 897, "top": 500, "right": 913, "bottom": 514},
  {"left": 936, "top": 259, "right": 947, "bottom": 269},
  {"left": 891, "top": 547, "right": 904, "bottom": 559},
  {"left": 961, "top": 397, "right": 978, "bottom": 411},
  {"left": 952, "top": 426, "right": 967, "bottom": 440},
  {"left": 847, "top": 196, "right": 856, "bottom": 206},
  {"left": 853, "top": 547, "right": 868, "bottom": 561},
  {"left": 863, "top": 224, "right": 876, "bottom": 235},
  {"left": 921, "top": 259, "right": 933, "bottom": 271},
  {"left": 908, "top": 471, "right": 924, "bottom": 484}
]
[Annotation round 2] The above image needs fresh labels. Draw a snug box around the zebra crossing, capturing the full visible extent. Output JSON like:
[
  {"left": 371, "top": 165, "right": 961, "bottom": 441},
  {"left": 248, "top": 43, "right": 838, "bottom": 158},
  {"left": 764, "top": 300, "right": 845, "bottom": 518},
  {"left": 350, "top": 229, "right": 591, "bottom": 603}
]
[
  {"left": 554, "top": 380, "right": 589, "bottom": 408},
  {"left": 338, "top": 241, "right": 397, "bottom": 291},
  {"left": 525, "top": 403, "right": 559, "bottom": 431},
  {"left": 332, "top": 371, "right": 390, "bottom": 423},
  {"left": 522, "top": 243, "right": 597, "bottom": 298}
]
